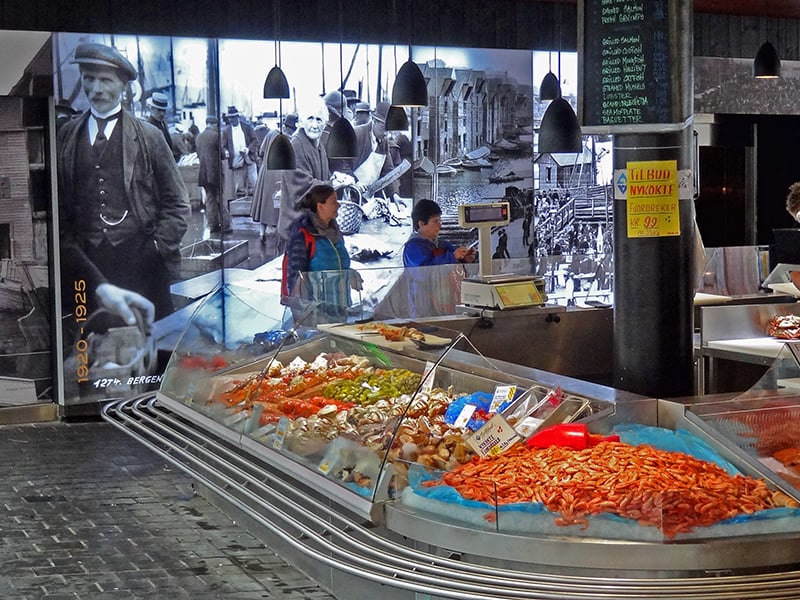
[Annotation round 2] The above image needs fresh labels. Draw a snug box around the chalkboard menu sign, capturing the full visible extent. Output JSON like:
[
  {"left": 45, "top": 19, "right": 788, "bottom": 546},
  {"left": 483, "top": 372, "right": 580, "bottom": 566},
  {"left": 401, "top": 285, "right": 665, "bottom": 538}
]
[{"left": 578, "top": 0, "right": 691, "bottom": 133}]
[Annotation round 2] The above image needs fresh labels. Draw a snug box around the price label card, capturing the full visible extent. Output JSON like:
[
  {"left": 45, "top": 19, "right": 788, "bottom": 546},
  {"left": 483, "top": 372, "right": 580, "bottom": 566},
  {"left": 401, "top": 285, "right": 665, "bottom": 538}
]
[
  {"left": 466, "top": 414, "right": 520, "bottom": 458},
  {"left": 490, "top": 385, "right": 516, "bottom": 413},
  {"left": 317, "top": 456, "right": 333, "bottom": 474},
  {"left": 420, "top": 361, "right": 436, "bottom": 393},
  {"left": 625, "top": 159, "right": 680, "bottom": 238},
  {"left": 318, "top": 449, "right": 335, "bottom": 474},
  {"left": 273, "top": 416, "right": 289, "bottom": 450},
  {"left": 453, "top": 404, "right": 477, "bottom": 429},
  {"left": 514, "top": 416, "right": 545, "bottom": 438}
]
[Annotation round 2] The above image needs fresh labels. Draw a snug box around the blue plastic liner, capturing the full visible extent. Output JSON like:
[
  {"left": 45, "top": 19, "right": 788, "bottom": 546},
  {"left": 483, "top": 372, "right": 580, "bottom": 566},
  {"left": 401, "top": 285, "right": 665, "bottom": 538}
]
[{"left": 614, "top": 423, "right": 742, "bottom": 475}]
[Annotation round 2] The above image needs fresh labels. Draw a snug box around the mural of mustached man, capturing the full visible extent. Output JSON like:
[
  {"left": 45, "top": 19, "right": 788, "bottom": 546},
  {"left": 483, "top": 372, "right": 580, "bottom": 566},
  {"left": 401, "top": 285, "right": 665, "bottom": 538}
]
[{"left": 55, "top": 38, "right": 190, "bottom": 408}]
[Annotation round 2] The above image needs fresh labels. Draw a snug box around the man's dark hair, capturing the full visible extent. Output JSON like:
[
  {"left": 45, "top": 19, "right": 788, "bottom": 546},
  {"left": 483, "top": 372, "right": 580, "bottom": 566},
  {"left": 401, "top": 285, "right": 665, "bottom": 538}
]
[
  {"left": 297, "top": 184, "right": 336, "bottom": 212},
  {"left": 787, "top": 182, "right": 800, "bottom": 218},
  {"left": 411, "top": 198, "right": 442, "bottom": 231}
]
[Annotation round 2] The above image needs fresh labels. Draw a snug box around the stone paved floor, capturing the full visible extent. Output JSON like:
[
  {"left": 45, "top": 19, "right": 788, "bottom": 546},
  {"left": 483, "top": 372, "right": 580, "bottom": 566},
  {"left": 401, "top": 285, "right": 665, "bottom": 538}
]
[{"left": 0, "top": 421, "right": 336, "bottom": 600}]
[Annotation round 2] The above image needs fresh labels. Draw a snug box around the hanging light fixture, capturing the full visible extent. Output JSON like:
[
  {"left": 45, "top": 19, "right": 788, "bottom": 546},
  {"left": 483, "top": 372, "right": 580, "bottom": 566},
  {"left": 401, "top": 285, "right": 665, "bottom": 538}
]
[
  {"left": 263, "top": 8, "right": 291, "bottom": 99},
  {"left": 538, "top": 97, "right": 582, "bottom": 154},
  {"left": 385, "top": 104, "right": 409, "bottom": 130},
  {"left": 265, "top": 8, "right": 296, "bottom": 170},
  {"left": 539, "top": 72, "right": 560, "bottom": 101},
  {"left": 327, "top": 115, "right": 358, "bottom": 159},
  {"left": 539, "top": 52, "right": 560, "bottom": 100},
  {"left": 325, "top": 34, "right": 358, "bottom": 159},
  {"left": 385, "top": 45, "right": 410, "bottom": 132},
  {"left": 537, "top": 1, "right": 581, "bottom": 155},
  {"left": 266, "top": 132, "right": 296, "bottom": 170},
  {"left": 753, "top": 41, "right": 781, "bottom": 78},
  {"left": 392, "top": 55, "right": 428, "bottom": 107},
  {"left": 263, "top": 65, "right": 290, "bottom": 99}
]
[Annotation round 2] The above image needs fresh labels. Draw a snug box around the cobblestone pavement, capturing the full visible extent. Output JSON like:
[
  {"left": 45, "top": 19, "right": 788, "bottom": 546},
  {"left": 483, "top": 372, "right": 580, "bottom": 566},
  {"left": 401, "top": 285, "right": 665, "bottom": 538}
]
[{"left": 0, "top": 421, "right": 336, "bottom": 600}]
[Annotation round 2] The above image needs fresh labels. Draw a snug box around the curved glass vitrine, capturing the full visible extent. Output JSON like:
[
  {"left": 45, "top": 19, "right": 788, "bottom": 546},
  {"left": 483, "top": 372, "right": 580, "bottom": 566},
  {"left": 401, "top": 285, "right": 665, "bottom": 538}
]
[
  {"left": 157, "top": 280, "right": 800, "bottom": 543},
  {"left": 157, "top": 280, "right": 615, "bottom": 513}
]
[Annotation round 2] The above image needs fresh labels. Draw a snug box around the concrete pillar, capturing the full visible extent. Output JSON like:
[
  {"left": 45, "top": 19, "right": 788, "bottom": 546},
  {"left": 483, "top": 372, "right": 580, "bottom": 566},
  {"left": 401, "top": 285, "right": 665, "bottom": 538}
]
[{"left": 612, "top": 127, "right": 696, "bottom": 398}]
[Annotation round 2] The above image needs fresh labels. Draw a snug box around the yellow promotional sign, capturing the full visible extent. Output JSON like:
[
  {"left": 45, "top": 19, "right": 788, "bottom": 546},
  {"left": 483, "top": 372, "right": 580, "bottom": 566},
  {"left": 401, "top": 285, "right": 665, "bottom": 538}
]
[{"left": 626, "top": 160, "right": 680, "bottom": 238}]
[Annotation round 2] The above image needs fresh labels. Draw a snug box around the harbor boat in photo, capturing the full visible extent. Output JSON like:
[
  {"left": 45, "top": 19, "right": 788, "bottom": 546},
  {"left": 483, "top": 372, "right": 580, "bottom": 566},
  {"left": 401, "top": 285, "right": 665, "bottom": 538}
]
[
  {"left": 492, "top": 139, "right": 519, "bottom": 152},
  {"left": 436, "top": 164, "right": 459, "bottom": 177},
  {"left": 488, "top": 169, "right": 524, "bottom": 184},
  {"left": 461, "top": 157, "right": 492, "bottom": 170},
  {"left": 464, "top": 145, "right": 491, "bottom": 160}
]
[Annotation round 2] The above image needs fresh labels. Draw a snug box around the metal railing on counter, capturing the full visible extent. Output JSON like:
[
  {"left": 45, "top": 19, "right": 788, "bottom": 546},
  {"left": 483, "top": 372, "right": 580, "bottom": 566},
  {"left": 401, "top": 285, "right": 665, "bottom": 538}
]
[{"left": 103, "top": 394, "right": 800, "bottom": 600}]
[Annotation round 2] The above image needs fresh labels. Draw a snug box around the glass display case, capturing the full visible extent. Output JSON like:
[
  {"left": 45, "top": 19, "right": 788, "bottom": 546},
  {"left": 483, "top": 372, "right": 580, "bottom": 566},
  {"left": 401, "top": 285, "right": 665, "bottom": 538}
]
[
  {"left": 684, "top": 343, "right": 800, "bottom": 496},
  {"left": 157, "top": 281, "right": 800, "bottom": 544},
  {"left": 158, "top": 280, "right": 616, "bottom": 518}
]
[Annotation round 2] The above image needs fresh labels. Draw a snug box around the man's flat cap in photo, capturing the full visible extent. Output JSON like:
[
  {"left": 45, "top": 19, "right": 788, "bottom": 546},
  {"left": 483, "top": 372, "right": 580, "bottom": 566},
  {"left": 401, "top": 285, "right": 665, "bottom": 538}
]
[{"left": 71, "top": 42, "right": 138, "bottom": 81}]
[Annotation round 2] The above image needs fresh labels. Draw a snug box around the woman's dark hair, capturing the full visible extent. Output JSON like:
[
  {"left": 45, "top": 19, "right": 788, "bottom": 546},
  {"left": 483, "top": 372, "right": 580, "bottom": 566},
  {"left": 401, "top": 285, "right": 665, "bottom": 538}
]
[
  {"left": 411, "top": 198, "right": 442, "bottom": 231},
  {"left": 297, "top": 184, "right": 336, "bottom": 212}
]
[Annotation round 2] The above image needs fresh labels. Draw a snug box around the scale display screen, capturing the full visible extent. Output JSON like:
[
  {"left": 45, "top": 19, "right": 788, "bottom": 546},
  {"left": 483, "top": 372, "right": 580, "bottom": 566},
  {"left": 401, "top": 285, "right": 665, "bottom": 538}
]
[
  {"left": 495, "top": 281, "right": 545, "bottom": 308},
  {"left": 458, "top": 202, "right": 510, "bottom": 227}
]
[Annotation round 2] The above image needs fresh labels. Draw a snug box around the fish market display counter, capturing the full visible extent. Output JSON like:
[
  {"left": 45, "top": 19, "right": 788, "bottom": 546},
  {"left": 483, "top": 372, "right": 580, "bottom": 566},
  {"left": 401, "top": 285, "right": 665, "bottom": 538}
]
[
  {"left": 102, "top": 284, "right": 800, "bottom": 600},
  {"left": 696, "top": 301, "right": 800, "bottom": 394}
]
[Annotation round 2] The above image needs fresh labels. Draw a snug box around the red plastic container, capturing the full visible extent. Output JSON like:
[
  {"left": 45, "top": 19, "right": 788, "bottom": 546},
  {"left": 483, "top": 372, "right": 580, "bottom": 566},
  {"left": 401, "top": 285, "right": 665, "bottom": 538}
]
[{"left": 526, "top": 423, "right": 620, "bottom": 449}]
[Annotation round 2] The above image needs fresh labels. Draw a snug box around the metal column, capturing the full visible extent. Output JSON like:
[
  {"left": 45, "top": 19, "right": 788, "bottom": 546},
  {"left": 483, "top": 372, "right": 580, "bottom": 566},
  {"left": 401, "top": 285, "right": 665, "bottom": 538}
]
[{"left": 612, "top": 128, "right": 696, "bottom": 397}]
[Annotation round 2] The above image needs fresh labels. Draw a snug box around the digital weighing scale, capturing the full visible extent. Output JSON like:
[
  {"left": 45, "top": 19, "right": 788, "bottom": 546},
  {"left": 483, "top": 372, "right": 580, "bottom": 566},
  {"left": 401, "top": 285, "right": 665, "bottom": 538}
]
[{"left": 457, "top": 202, "right": 547, "bottom": 310}]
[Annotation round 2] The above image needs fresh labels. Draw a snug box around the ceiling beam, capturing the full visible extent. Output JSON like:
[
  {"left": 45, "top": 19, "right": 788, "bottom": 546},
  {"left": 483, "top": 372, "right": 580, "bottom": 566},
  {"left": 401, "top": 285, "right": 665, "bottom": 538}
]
[{"left": 693, "top": 0, "right": 800, "bottom": 19}]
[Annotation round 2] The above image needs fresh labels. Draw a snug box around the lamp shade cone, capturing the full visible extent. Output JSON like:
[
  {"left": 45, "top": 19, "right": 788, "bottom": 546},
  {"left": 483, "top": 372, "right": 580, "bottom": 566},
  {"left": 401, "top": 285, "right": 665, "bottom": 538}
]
[
  {"left": 385, "top": 105, "right": 409, "bottom": 130},
  {"left": 754, "top": 41, "right": 781, "bottom": 78},
  {"left": 539, "top": 71, "right": 560, "bottom": 101},
  {"left": 326, "top": 117, "right": 358, "bottom": 159},
  {"left": 266, "top": 133, "right": 296, "bottom": 170},
  {"left": 391, "top": 60, "right": 428, "bottom": 107},
  {"left": 538, "top": 98, "right": 582, "bottom": 154},
  {"left": 263, "top": 65, "right": 291, "bottom": 98}
]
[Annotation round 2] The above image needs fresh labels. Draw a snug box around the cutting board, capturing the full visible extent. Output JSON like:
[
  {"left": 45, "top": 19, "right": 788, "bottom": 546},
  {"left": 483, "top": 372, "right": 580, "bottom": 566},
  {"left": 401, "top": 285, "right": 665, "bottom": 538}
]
[{"left": 320, "top": 324, "right": 453, "bottom": 351}]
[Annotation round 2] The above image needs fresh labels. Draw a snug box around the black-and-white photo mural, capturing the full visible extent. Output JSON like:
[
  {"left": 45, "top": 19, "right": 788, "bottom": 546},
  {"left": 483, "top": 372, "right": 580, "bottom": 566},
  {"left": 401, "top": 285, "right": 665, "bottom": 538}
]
[
  {"left": 46, "top": 30, "right": 620, "bottom": 408},
  {"left": 53, "top": 32, "right": 212, "bottom": 406}
]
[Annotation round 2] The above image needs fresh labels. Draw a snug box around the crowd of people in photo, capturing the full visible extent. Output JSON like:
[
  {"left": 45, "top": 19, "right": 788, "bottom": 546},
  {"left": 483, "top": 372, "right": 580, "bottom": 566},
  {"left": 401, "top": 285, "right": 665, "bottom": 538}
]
[{"left": 516, "top": 188, "right": 612, "bottom": 259}]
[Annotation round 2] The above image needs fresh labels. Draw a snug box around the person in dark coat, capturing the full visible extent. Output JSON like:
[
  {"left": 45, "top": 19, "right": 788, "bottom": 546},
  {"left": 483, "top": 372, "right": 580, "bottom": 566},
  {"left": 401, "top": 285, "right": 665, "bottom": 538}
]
[
  {"left": 221, "top": 105, "right": 258, "bottom": 196},
  {"left": 282, "top": 113, "right": 298, "bottom": 136},
  {"left": 250, "top": 126, "right": 282, "bottom": 243},
  {"left": 145, "top": 91, "right": 180, "bottom": 161},
  {"left": 57, "top": 42, "right": 190, "bottom": 323},
  {"left": 195, "top": 116, "right": 228, "bottom": 233}
]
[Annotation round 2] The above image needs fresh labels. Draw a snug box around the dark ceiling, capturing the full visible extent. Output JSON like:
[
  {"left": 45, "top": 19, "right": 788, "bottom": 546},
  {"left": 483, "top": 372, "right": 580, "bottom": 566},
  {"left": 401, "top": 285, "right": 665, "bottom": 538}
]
[{"left": 0, "top": 0, "right": 798, "bottom": 51}]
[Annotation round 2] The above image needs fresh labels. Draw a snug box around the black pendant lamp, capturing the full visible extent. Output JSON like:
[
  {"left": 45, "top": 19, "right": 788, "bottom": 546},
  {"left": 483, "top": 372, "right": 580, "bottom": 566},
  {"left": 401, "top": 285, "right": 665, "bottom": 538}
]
[
  {"left": 385, "top": 104, "right": 409, "bottom": 131},
  {"left": 392, "top": 58, "right": 428, "bottom": 107},
  {"left": 327, "top": 114, "right": 358, "bottom": 159},
  {"left": 326, "top": 35, "right": 358, "bottom": 159},
  {"left": 263, "top": 65, "right": 290, "bottom": 98},
  {"left": 264, "top": 21, "right": 296, "bottom": 170},
  {"left": 754, "top": 41, "right": 781, "bottom": 78},
  {"left": 267, "top": 133, "right": 296, "bottom": 170},
  {"left": 539, "top": 51, "right": 560, "bottom": 100},
  {"left": 538, "top": 97, "right": 582, "bottom": 154},
  {"left": 539, "top": 71, "right": 560, "bottom": 101}
]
